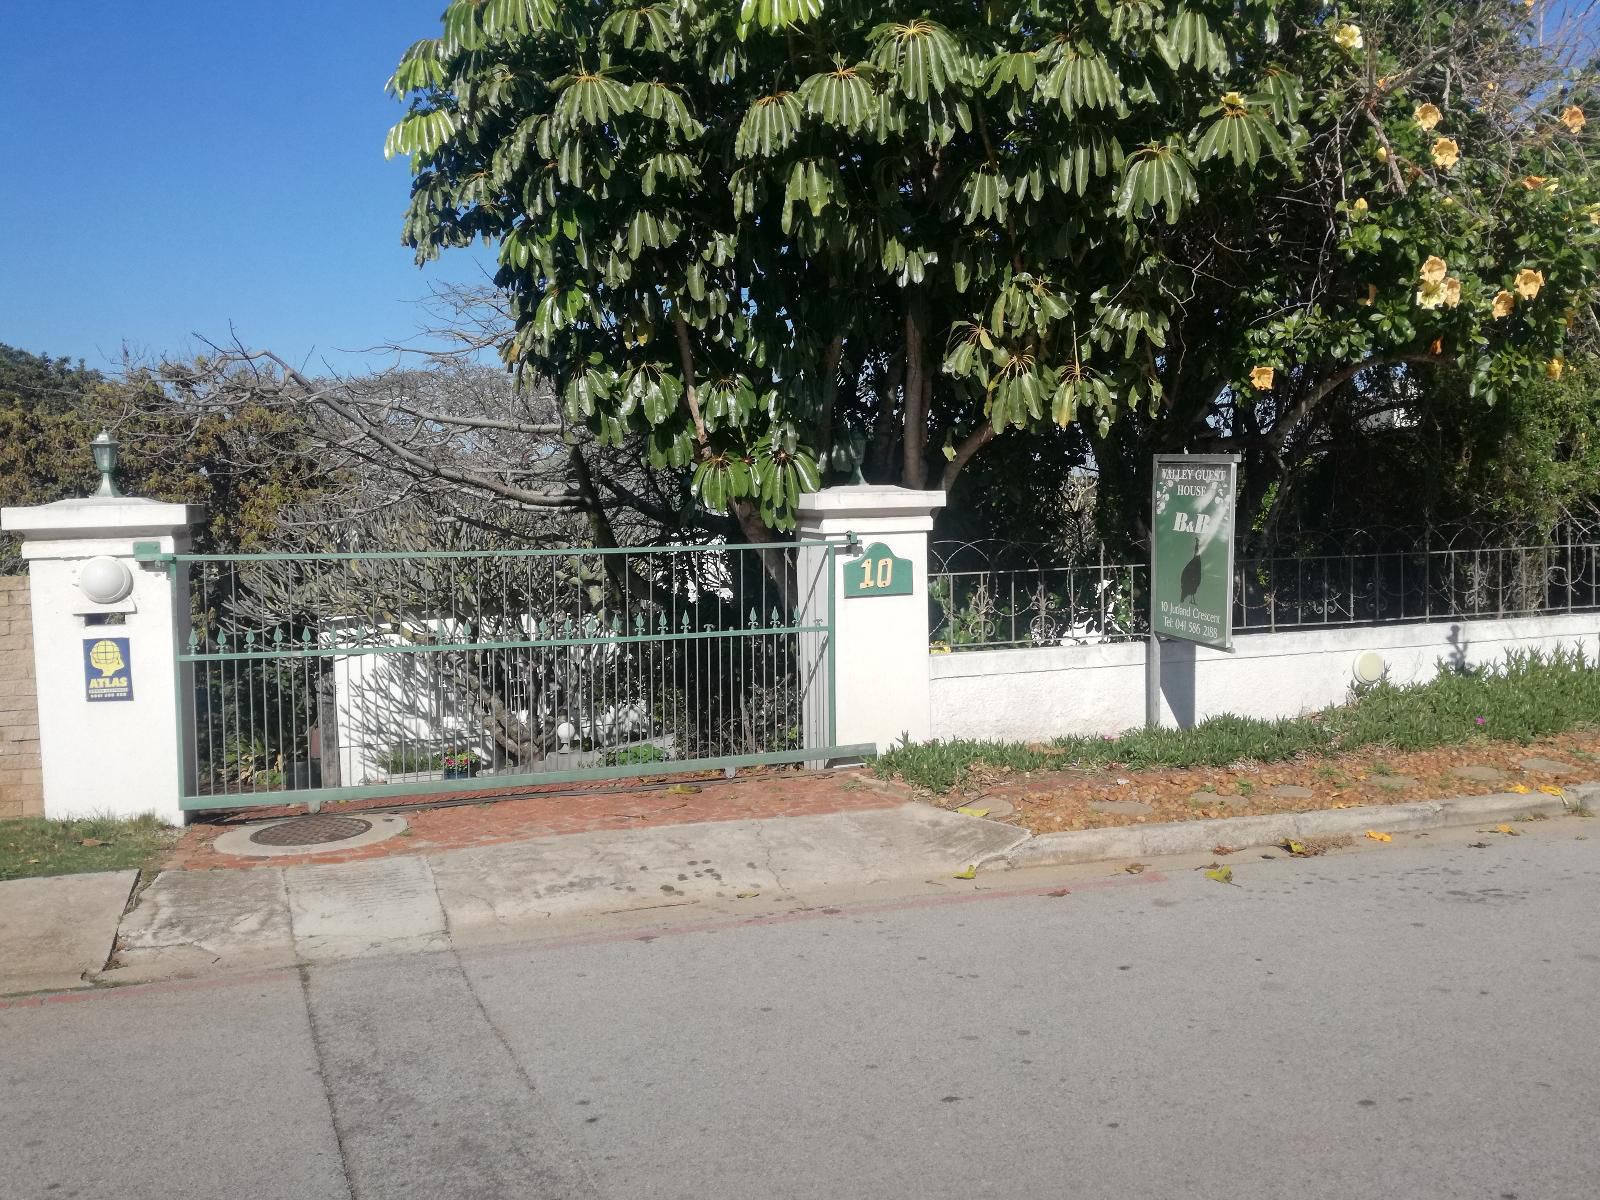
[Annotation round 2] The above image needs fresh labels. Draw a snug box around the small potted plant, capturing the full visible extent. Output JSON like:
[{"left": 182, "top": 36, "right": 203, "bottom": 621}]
[{"left": 441, "top": 747, "right": 480, "bottom": 780}]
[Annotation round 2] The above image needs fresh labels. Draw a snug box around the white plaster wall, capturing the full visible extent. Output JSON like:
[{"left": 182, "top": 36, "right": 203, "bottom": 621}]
[
  {"left": 332, "top": 643, "right": 461, "bottom": 786},
  {"left": 930, "top": 613, "right": 1600, "bottom": 742},
  {"left": 798, "top": 487, "right": 945, "bottom": 754},
  {"left": 16, "top": 530, "right": 193, "bottom": 824}
]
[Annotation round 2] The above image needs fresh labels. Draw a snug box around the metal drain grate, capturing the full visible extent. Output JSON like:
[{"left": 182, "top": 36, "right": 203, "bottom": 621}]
[{"left": 249, "top": 815, "right": 374, "bottom": 848}]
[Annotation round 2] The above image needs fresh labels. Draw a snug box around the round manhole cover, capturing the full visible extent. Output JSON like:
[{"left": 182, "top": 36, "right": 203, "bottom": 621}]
[{"left": 249, "top": 815, "right": 374, "bottom": 848}]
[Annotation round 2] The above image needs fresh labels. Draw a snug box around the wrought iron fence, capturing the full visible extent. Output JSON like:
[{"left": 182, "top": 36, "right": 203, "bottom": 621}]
[
  {"left": 929, "top": 542, "right": 1146, "bottom": 650},
  {"left": 1234, "top": 542, "right": 1600, "bottom": 631},
  {"left": 154, "top": 542, "right": 844, "bottom": 810},
  {"left": 929, "top": 540, "right": 1600, "bottom": 650}
]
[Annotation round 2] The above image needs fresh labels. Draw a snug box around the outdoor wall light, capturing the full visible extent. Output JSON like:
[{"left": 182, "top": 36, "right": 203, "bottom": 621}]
[
  {"left": 91, "top": 430, "right": 121, "bottom": 498},
  {"left": 1353, "top": 650, "right": 1388, "bottom": 685},
  {"left": 78, "top": 556, "right": 135, "bottom": 605}
]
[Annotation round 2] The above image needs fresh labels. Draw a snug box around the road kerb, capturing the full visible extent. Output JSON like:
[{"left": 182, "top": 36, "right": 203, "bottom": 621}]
[{"left": 986, "top": 787, "right": 1590, "bottom": 873}]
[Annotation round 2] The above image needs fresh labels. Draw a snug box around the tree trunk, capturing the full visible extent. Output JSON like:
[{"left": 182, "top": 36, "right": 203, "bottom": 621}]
[
  {"left": 315, "top": 669, "right": 341, "bottom": 788},
  {"left": 901, "top": 294, "right": 930, "bottom": 489},
  {"left": 817, "top": 333, "right": 845, "bottom": 466},
  {"left": 865, "top": 353, "right": 904, "bottom": 482}
]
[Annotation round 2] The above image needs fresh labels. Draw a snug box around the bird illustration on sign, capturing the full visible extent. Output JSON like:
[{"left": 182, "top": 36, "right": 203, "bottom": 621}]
[{"left": 1179, "top": 536, "right": 1203, "bottom": 603}]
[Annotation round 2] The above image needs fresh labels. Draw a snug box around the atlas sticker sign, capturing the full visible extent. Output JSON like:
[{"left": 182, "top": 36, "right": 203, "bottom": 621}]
[
  {"left": 84, "top": 637, "right": 133, "bottom": 702},
  {"left": 1150, "top": 455, "right": 1239, "bottom": 650}
]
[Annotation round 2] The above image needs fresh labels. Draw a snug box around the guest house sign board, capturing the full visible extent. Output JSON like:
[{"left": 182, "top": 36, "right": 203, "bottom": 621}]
[{"left": 1150, "top": 455, "right": 1239, "bottom": 650}]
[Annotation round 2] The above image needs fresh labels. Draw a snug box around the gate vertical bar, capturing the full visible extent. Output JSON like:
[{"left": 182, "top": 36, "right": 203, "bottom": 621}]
[{"left": 827, "top": 542, "right": 838, "bottom": 750}]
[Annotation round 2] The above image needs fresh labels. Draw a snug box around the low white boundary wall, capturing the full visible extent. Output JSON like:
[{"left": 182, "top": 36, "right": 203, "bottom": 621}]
[{"left": 930, "top": 613, "right": 1600, "bottom": 742}]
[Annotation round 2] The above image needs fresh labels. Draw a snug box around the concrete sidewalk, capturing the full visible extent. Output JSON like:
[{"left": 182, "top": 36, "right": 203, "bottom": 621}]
[
  {"left": 12, "top": 782, "right": 1590, "bottom": 995},
  {"left": 0, "top": 871, "right": 136, "bottom": 994},
  {"left": 105, "top": 802, "right": 1028, "bottom": 984}
]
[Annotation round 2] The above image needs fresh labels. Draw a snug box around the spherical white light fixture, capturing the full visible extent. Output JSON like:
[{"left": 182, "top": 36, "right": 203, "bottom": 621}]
[
  {"left": 555, "top": 720, "right": 577, "bottom": 751},
  {"left": 1353, "top": 650, "right": 1387, "bottom": 685},
  {"left": 78, "top": 556, "right": 134, "bottom": 605}
]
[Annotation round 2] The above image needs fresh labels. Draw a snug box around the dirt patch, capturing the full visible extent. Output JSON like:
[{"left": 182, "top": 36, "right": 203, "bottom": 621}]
[
  {"left": 940, "top": 733, "right": 1598, "bottom": 835},
  {"left": 163, "top": 766, "right": 900, "bottom": 871}
]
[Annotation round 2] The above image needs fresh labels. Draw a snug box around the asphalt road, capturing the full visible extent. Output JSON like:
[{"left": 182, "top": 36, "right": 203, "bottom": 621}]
[{"left": 4, "top": 821, "right": 1599, "bottom": 1200}]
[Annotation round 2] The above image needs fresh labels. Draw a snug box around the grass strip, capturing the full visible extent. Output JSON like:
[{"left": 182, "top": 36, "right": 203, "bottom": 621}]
[
  {"left": 877, "top": 647, "right": 1600, "bottom": 793},
  {"left": 0, "top": 813, "right": 177, "bottom": 882}
]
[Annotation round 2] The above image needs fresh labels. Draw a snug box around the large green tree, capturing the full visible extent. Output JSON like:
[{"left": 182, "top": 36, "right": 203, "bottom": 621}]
[{"left": 388, "top": 0, "right": 1597, "bottom": 544}]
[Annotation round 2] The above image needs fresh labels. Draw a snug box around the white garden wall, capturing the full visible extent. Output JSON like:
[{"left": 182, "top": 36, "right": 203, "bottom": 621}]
[{"left": 929, "top": 613, "right": 1600, "bottom": 742}]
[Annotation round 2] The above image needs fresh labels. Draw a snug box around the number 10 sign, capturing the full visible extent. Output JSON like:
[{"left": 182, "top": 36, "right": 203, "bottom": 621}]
[{"left": 844, "top": 543, "right": 912, "bottom": 598}]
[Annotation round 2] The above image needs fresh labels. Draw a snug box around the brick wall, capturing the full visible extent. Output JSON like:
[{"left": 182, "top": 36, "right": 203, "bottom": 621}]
[{"left": 0, "top": 576, "right": 43, "bottom": 819}]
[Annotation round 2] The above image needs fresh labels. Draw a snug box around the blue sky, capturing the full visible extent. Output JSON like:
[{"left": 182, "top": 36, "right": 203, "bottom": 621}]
[
  {"left": 0, "top": 2, "right": 489, "bottom": 371},
  {"left": 4, "top": 4, "right": 1596, "bottom": 374}
]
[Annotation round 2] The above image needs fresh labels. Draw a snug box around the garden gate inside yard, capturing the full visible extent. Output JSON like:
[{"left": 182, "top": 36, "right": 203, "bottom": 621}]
[{"left": 156, "top": 542, "right": 857, "bottom": 813}]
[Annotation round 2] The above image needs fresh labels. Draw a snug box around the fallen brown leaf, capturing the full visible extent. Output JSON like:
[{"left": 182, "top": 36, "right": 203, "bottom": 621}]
[{"left": 1123, "top": 862, "right": 1146, "bottom": 875}]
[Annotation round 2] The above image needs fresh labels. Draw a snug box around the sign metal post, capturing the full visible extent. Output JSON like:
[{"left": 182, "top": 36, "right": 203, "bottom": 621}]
[{"left": 1146, "top": 454, "right": 1240, "bottom": 727}]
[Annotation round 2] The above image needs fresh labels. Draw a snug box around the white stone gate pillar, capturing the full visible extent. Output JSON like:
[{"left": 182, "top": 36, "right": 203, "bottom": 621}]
[
  {"left": 796, "top": 485, "right": 944, "bottom": 757},
  {"left": 1, "top": 496, "right": 201, "bottom": 824}
]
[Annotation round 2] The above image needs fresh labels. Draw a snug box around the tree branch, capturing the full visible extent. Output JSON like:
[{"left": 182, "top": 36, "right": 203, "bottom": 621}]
[
  {"left": 1265, "top": 352, "right": 1440, "bottom": 451},
  {"left": 241, "top": 349, "right": 583, "bottom": 509},
  {"left": 1362, "top": 107, "right": 1411, "bottom": 197},
  {"left": 940, "top": 424, "right": 995, "bottom": 490},
  {"left": 387, "top": 406, "right": 562, "bottom": 437},
  {"left": 673, "top": 314, "right": 709, "bottom": 446}
]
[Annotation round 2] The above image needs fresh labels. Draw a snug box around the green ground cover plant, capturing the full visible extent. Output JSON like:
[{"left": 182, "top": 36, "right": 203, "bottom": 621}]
[
  {"left": 877, "top": 648, "right": 1600, "bottom": 793},
  {"left": 0, "top": 813, "right": 177, "bottom": 882}
]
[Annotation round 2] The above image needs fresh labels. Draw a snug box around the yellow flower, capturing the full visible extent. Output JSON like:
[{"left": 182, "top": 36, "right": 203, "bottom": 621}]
[
  {"left": 1419, "top": 256, "right": 1449, "bottom": 285},
  {"left": 1442, "top": 277, "right": 1462, "bottom": 308},
  {"left": 1515, "top": 268, "right": 1545, "bottom": 299},
  {"left": 1522, "top": 174, "right": 1548, "bottom": 189},
  {"left": 1561, "top": 105, "right": 1587, "bottom": 133},
  {"left": 1220, "top": 91, "right": 1248, "bottom": 115},
  {"left": 1250, "top": 365, "right": 1276, "bottom": 391},
  {"left": 1353, "top": 197, "right": 1369, "bottom": 213},
  {"left": 1547, "top": 357, "right": 1565, "bottom": 381},
  {"left": 1416, "top": 282, "right": 1446, "bottom": 310},
  {"left": 1334, "top": 23, "right": 1364, "bottom": 51},
  {"left": 1441, "top": 195, "right": 1455, "bottom": 207},
  {"left": 1376, "top": 145, "right": 1389, "bottom": 163},
  {"left": 1491, "top": 290, "right": 1516, "bottom": 318},
  {"left": 1414, "top": 102, "right": 1443, "bottom": 131},
  {"left": 1431, "top": 137, "right": 1460, "bottom": 169}
]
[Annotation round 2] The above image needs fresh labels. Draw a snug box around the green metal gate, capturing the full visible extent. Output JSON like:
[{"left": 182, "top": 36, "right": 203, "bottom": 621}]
[{"left": 143, "top": 541, "right": 860, "bottom": 813}]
